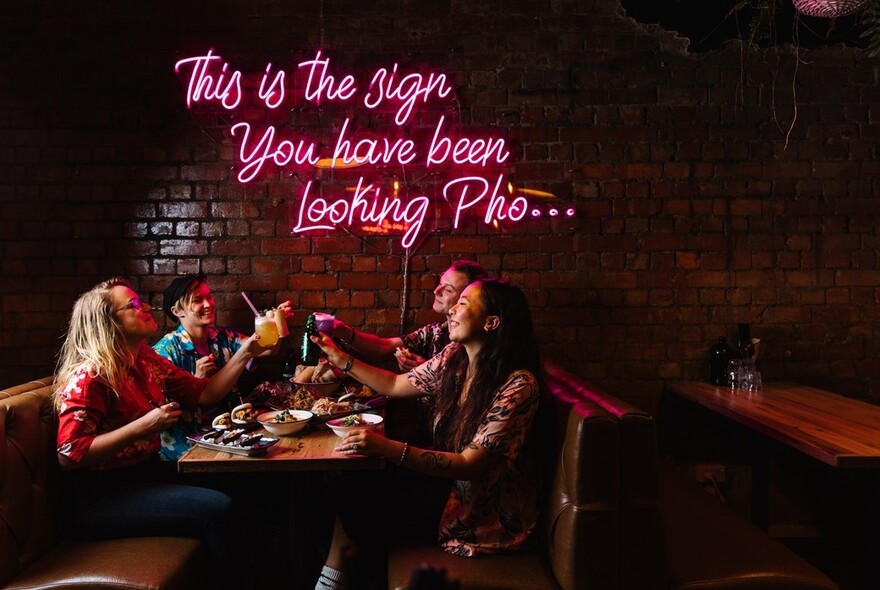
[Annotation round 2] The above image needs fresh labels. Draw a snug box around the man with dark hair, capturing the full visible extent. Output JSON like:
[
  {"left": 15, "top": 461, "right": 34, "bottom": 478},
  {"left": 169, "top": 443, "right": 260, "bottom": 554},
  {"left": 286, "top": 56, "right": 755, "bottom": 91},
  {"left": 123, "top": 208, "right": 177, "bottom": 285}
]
[{"left": 320, "top": 259, "right": 488, "bottom": 371}]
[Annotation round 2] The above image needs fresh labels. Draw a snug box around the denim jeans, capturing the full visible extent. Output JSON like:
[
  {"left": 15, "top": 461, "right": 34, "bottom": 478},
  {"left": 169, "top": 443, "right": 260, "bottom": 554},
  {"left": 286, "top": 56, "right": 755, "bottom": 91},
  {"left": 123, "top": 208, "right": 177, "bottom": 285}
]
[{"left": 71, "top": 462, "right": 234, "bottom": 563}]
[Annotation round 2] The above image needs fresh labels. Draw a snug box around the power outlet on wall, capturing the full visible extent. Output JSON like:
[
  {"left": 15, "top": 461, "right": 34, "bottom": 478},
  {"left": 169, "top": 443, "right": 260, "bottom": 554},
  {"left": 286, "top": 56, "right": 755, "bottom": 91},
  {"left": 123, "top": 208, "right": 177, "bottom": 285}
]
[{"left": 695, "top": 463, "right": 726, "bottom": 484}]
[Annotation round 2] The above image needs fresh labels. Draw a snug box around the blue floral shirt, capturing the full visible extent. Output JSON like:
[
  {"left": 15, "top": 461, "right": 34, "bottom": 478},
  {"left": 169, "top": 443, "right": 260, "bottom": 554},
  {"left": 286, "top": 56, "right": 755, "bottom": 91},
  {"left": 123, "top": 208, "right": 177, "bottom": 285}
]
[{"left": 152, "top": 324, "right": 248, "bottom": 461}]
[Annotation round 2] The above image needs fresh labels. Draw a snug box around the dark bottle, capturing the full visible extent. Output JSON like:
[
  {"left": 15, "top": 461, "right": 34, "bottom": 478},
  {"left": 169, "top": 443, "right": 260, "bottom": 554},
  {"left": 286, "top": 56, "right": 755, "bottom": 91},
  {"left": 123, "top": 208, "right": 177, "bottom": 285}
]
[
  {"left": 736, "top": 323, "right": 751, "bottom": 357},
  {"left": 300, "top": 313, "right": 320, "bottom": 365},
  {"left": 281, "top": 345, "right": 297, "bottom": 381},
  {"left": 708, "top": 337, "right": 734, "bottom": 385}
]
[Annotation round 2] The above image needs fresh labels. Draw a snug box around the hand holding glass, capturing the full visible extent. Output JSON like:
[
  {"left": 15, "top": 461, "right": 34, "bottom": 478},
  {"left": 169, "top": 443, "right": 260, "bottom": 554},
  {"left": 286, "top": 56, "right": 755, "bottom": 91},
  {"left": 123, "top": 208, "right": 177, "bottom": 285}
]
[{"left": 273, "top": 305, "right": 290, "bottom": 339}]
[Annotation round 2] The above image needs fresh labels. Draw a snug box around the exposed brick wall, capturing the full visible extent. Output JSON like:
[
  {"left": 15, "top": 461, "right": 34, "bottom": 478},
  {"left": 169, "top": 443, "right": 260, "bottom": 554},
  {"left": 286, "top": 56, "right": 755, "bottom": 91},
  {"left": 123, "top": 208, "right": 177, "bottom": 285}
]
[{"left": 1, "top": 1, "right": 878, "bottom": 410}]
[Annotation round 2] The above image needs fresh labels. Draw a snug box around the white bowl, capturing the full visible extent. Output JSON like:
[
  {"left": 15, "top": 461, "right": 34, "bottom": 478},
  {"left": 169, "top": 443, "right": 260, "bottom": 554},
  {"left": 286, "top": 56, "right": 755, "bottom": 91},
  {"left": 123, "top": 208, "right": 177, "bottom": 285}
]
[
  {"left": 326, "top": 413, "right": 383, "bottom": 438},
  {"left": 257, "top": 410, "right": 313, "bottom": 436}
]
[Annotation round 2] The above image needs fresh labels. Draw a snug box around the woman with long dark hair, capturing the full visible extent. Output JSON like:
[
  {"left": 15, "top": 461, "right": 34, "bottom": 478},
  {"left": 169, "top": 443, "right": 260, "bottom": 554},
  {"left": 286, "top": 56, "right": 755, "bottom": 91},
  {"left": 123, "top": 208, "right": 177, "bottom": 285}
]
[{"left": 311, "top": 278, "right": 543, "bottom": 589}]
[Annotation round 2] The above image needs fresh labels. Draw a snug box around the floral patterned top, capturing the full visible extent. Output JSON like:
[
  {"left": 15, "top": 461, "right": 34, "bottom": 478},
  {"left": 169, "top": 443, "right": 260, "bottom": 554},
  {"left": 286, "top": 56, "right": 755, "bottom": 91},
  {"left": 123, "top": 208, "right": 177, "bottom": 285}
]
[
  {"left": 56, "top": 344, "right": 206, "bottom": 470},
  {"left": 407, "top": 344, "right": 542, "bottom": 556},
  {"left": 401, "top": 321, "right": 449, "bottom": 361},
  {"left": 152, "top": 324, "right": 248, "bottom": 461}
]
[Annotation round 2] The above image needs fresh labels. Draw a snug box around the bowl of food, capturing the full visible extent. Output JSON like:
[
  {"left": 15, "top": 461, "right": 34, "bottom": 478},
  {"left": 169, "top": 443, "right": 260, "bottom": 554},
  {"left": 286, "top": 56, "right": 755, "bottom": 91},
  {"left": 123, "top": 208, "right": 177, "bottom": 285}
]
[
  {"left": 257, "top": 409, "right": 313, "bottom": 436},
  {"left": 326, "top": 413, "right": 383, "bottom": 438}
]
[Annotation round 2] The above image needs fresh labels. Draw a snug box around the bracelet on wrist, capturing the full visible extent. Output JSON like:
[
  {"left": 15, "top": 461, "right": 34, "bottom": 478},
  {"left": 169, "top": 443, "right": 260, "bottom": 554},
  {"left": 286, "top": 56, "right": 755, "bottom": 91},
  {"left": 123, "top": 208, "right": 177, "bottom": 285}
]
[
  {"left": 340, "top": 326, "right": 356, "bottom": 346},
  {"left": 397, "top": 442, "right": 409, "bottom": 467},
  {"left": 341, "top": 355, "right": 354, "bottom": 375}
]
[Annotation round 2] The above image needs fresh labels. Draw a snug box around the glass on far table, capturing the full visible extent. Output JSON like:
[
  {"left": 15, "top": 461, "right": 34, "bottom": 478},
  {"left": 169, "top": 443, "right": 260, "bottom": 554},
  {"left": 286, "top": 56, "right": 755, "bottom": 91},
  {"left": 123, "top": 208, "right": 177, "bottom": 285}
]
[
  {"left": 746, "top": 370, "right": 763, "bottom": 392},
  {"left": 727, "top": 359, "right": 761, "bottom": 392}
]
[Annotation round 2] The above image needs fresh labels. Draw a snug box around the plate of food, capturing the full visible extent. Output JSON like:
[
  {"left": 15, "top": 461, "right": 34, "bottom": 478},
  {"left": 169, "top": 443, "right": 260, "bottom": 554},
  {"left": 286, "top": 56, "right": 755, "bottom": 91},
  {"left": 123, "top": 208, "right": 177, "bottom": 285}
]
[
  {"left": 336, "top": 382, "right": 379, "bottom": 402},
  {"left": 188, "top": 429, "right": 279, "bottom": 456},
  {"left": 251, "top": 379, "right": 387, "bottom": 415},
  {"left": 250, "top": 381, "right": 317, "bottom": 411},
  {"left": 293, "top": 362, "right": 342, "bottom": 396},
  {"left": 309, "top": 396, "right": 388, "bottom": 423}
]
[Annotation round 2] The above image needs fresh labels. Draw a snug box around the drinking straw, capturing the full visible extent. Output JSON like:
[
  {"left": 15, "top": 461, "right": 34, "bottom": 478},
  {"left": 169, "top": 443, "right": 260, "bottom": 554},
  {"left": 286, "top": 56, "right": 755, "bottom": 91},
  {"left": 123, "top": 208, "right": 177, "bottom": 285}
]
[{"left": 240, "top": 292, "right": 260, "bottom": 317}]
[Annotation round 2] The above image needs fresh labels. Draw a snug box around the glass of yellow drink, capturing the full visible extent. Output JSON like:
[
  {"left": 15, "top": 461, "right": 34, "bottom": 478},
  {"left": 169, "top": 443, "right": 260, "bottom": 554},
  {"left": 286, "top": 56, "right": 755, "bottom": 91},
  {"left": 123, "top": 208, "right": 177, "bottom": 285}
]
[{"left": 255, "top": 313, "right": 280, "bottom": 347}]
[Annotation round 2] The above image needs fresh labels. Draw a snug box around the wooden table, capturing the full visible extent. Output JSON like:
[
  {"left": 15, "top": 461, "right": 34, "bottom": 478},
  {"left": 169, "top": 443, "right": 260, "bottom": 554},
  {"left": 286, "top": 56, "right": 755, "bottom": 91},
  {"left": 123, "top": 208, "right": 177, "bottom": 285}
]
[
  {"left": 178, "top": 422, "right": 385, "bottom": 590},
  {"left": 661, "top": 381, "right": 880, "bottom": 590},
  {"left": 662, "top": 381, "right": 880, "bottom": 469},
  {"left": 178, "top": 424, "right": 385, "bottom": 473}
]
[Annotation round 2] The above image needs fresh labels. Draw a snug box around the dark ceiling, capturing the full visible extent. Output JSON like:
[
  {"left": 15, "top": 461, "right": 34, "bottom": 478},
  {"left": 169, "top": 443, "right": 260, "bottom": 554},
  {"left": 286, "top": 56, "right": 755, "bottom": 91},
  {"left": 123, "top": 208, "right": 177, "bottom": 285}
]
[{"left": 623, "top": 0, "right": 869, "bottom": 53}]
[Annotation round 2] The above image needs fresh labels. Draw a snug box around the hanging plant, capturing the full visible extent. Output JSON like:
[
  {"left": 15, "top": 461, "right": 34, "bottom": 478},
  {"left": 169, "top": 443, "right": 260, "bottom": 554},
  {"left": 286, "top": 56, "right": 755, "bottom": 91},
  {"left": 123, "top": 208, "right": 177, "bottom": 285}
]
[
  {"left": 860, "top": 0, "right": 880, "bottom": 56},
  {"left": 732, "top": 0, "right": 785, "bottom": 48}
]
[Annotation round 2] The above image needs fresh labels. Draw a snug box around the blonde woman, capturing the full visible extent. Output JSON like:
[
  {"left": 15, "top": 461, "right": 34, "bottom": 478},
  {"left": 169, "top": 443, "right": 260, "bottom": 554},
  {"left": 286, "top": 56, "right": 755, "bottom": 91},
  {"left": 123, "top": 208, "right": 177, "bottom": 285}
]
[{"left": 55, "top": 277, "right": 265, "bottom": 565}]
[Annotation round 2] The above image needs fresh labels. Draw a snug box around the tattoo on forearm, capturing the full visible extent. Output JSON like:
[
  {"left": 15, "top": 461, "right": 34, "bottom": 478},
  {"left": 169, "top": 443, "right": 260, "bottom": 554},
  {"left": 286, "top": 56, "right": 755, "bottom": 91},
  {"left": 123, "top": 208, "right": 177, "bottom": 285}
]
[{"left": 420, "top": 451, "right": 452, "bottom": 472}]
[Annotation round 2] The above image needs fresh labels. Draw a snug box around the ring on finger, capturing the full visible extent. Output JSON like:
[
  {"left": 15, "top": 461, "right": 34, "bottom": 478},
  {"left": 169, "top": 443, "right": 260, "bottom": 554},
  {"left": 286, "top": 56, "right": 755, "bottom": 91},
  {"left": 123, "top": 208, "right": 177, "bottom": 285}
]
[{"left": 352, "top": 443, "right": 359, "bottom": 451}]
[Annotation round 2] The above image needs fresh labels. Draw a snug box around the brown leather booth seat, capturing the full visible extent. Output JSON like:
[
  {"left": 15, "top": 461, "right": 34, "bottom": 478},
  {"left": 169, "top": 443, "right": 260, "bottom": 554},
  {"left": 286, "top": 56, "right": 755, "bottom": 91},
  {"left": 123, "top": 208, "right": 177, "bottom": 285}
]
[
  {"left": 0, "top": 379, "right": 206, "bottom": 590},
  {"left": 388, "top": 363, "right": 621, "bottom": 590},
  {"left": 387, "top": 362, "right": 838, "bottom": 590}
]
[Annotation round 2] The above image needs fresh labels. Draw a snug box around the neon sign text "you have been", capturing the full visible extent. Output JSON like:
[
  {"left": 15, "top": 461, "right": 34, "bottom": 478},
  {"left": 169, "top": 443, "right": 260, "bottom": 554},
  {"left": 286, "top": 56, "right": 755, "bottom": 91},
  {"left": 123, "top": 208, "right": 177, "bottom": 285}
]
[{"left": 174, "top": 50, "right": 572, "bottom": 248}]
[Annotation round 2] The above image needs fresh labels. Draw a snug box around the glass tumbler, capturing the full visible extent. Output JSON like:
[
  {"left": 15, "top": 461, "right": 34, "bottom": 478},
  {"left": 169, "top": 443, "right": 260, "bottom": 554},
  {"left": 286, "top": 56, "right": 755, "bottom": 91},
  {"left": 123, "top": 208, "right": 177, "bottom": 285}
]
[{"left": 727, "top": 359, "right": 743, "bottom": 388}]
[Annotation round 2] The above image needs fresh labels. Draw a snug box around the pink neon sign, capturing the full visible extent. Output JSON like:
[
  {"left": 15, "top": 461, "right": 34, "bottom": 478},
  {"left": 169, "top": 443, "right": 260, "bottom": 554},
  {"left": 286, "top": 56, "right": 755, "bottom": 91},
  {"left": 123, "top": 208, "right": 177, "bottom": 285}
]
[{"left": 174, "top": 50, "right": 574, "bottom": 248}]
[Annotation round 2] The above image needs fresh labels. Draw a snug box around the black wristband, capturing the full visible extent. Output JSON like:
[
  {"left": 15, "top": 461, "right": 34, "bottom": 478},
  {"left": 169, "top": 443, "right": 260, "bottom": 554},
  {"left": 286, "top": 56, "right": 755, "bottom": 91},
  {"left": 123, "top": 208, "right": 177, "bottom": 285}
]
[{"left": 340, "top": 326, "right": 356, "bottom": 346}]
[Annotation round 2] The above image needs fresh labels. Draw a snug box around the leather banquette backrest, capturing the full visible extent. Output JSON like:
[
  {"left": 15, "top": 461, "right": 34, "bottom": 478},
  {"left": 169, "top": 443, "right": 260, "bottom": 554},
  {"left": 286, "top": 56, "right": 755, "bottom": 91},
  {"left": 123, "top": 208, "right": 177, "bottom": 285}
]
[
  {"left": 542, "top": 362, "right": 620, "bottom": 590},
  {"left": 544, "top": 361, "right": 667, "bottom": 590},
  {"left": 0, "top": 379, "right": 58, "bottom": 587}
]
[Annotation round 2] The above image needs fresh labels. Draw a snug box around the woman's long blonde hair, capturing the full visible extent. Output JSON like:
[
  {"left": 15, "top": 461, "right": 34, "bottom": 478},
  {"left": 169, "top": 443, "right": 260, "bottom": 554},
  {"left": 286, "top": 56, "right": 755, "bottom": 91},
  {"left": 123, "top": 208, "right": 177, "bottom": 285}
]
[{"left": 55, "top": 277, "right": 136, "bottom": 408}]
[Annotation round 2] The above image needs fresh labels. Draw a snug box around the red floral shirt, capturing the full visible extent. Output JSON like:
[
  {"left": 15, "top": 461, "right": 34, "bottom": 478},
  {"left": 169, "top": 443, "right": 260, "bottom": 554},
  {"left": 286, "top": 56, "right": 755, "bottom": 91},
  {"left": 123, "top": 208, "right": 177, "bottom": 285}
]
[
  {"left": 56, "top": 344, "right": 206, "bottom": 470},
  {"left": 408, "top": 344, "right": 541, "bottom": 556}
]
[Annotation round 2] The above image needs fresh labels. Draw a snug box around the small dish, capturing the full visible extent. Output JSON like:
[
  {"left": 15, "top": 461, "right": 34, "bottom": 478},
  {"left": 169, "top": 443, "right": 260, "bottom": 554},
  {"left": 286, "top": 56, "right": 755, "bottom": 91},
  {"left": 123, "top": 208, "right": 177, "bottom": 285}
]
[
  {"left": 257, "top": 409, "right": 313, "bottom": 436},
  {"left": 326, "top": 413, "right": 383, "bottom": 438}
]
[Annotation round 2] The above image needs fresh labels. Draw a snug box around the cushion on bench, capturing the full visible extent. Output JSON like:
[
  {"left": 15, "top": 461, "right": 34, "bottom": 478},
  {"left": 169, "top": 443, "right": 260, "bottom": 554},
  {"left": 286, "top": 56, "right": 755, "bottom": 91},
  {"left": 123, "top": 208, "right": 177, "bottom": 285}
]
[{"left": 5, "top": 537, "right": 205, "bottom": 590}]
